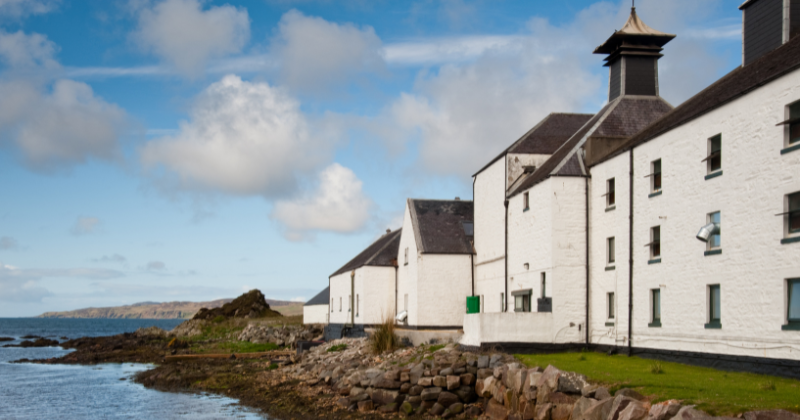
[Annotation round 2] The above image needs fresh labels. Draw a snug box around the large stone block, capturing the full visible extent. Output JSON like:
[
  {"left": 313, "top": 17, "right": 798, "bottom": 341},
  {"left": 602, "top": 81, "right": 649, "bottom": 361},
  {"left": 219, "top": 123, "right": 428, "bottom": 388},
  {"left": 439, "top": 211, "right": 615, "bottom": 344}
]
[
  {"left": 648, "top": 400, "right": 682, "bottom": 420},
  {"left": 535, "top": 403, "right": 553, "bottom": 420},
  {"left": 454, "top": 385, "right": 477, "bottom": 403},
  {"left": 357, "top": 400, "right": 373, "bottom": 412},
  {"left": 617, "top": 400, "right": 650, "bottom": 420},
  {"left": 430, "top": 403, "right": 445, "bottom": 416},
  {"left": 570, "top": 397, "right": 597, "bottom": 420},
  {"left": 409, "top": 363, "right": 424, "bottom": 385},
  {"left": 433, "top": 375, "right": 448, "bottom": 387},
  {"left": 461, "top": 373, "right": 476, "bottom": 386},
  {"left": 493, "top": 384, "right": 508, "bottom": 404},
  {"left": 371, "top": 375, "right": 401, "bottom": 389},
  {"left": 370, "top": 389, "right": 400, "bottom": 406},
  {"left": 420, "top": 386, "right": 442, "bottom": 401},
  {"left": 408, "top": 385, "right": 423, "bottom": 396},
  {"left": 615, "top": 388, "right": 646, "bottom": 402},
  {"left": 438, "top": 391, "right": 459, "bottom": 407},
  {"left": 558, "top": 372, "right": 589, "bottom": 394},
  {"left": 478, "top": 368, "right": 495, "bottom": 380},
  {"left": 446, "top": 375, "right": 461, "bottom": 390},
  {"left": 418, "top": 377, "right": 433, "bottom": 387},
  {"left": 576, "top": 397, "right": 614, "bottom": 420},
  {"left": 486, "top": 398, "right": 510, "bottom": 420},
  {"left": 537, "top": 365, "right": 562, "bottom": 389},
  {"left": 608, "top": 396, "right": 636, "bottom": 420},
  {"left": 478, "top": 355, "right": 490, "bottom": 369},
  {"left": 670, "top": 406, "right": 712, "bottom": 420}
]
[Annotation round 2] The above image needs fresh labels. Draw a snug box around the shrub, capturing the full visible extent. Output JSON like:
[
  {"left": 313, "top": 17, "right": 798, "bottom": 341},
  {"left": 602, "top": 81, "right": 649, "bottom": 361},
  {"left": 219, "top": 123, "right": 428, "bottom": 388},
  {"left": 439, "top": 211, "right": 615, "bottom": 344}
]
[
  {"left": 369, "top": 315, "right": 400, "bottom": 354},
  {"left": 212, "top": 315, "right": 227, "bottom": 324}
]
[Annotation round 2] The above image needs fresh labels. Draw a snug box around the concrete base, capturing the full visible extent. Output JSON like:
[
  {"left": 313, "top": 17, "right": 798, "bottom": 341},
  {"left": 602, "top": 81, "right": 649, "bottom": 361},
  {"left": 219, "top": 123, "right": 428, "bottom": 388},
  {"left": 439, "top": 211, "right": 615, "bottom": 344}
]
[{"left": 385, "top": 327, "right": 464, "bottom": 346}]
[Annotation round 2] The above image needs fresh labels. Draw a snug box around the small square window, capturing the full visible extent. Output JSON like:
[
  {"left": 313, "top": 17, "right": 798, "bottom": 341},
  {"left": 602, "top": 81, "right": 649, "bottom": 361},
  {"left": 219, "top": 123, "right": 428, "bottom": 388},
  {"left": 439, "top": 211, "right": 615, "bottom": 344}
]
[
  {"left": 649, "top": 226, "right": 661, "bottom": 259},
  {"left": 788, "top": 279, "right": 800, "bottom": 323},
  {"left": 650, "top": 289, "right": 661, "bottom": 327},
  {"left": 707, "top": 285, "right": 721, "bottom": 328},
  {"left": 606, "top": 178, "right": 616, "bottom": 207},
  {"left": 523, "top": 192, "right": 530, "bottom": 211},
  {"left": 706, "top": 135, "right": 722, "bottom": 173},
  {"left": 607, "top": 292, "right": 615, "bottom": 320},
  {"left": 607, "top": 237, "right": 615, "bottom": 265},
  {"left": 707, "top": 212, "right": 721, "bottom": 250},
  {"left": 514, "top": 291, "right": 531, "bottom": 313},
  {"left": 651, "top": 159, "right": 662, "bottom": 192},
  {"left": 789, "top": 102, "right": 800, "bottom": 146}
]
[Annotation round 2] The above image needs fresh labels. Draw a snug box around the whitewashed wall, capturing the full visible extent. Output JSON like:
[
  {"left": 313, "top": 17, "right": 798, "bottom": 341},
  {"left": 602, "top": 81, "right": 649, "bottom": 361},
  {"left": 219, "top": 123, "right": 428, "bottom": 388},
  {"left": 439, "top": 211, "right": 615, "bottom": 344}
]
[
  {"left": 474, "top": 159, "right": 507, "bottom": 313},
  {"left": 303, "top": 305, "right": 329, "bottom": 325},
  {"left": 462, "top": 312, "right": 558, "bottom": 346},
  {"left": 329, "top": 271, "right": 352, "bottom": 325},
  {"left": 356, "top": 265, "right": 396, "bottom": 325},
  {"left": 397, "top": 204, "right": 420, "bottom": 326},
  {"left": 505, "top": 176, "right": 587, "bottom": 343},
  {"left": 588, "top": 152, "right": 631, "bottom": 348},
  {"left": 507, "top": 154, "right": 552, "bottom": 187},
  {"left": 626, "top": 67, "right": 800, "bottom": 360},
  {"left": 417, "top": 254, "right": 473, "bottom": 327}
]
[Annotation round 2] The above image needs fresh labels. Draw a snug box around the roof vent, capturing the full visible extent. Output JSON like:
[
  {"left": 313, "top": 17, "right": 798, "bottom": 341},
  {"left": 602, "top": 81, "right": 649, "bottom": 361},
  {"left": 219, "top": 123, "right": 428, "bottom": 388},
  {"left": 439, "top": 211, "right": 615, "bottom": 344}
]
[
  {"left": 523, "top": 165, "right": 536, "bottom": 174},
  {"left": 454, "top": 197, "right": 460, "bottom": 201},
  {"left": 386, "top": 228, "right": 391, "bottom": 234}
]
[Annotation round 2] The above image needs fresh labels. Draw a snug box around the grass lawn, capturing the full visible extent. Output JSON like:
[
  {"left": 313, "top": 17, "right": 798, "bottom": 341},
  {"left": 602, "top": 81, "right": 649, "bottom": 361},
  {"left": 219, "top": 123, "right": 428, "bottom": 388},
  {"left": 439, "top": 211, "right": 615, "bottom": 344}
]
[{"left": 516, "top": 352, "right": 800, "bottom": 416}]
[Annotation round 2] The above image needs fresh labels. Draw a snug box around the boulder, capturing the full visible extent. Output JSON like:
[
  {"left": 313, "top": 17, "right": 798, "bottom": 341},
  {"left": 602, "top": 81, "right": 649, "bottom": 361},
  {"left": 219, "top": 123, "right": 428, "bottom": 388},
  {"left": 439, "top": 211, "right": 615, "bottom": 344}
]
[
  {"left": 536, "top": 384, "right": 553, "bottom": 404},
  {"left": 409, "top": 385, "right": 423, "bottom": 396},
  {"left": 466, "top": 405, "right": 484, "bottom": 418},
  {"left": 478, "top": 355, "right": 490, "bottom": 368},
  {"left": 493, "top": 384, "right": 508, "bottom": 404},
  {"left": 420, "top": 387, "right": 442, "bottom": 401},
  {"left": 433, "top": 375, "right": 447, "bottom": 387},
  {"left": 558, "top": 372, "right": 589, "bottom": 394},
  {"left": 647, "top": 401, "right": 681, "bottom": 420},
  {"left": 409, "top": 363, "right": 424, "bottom": 385},
  {"left": 407, "top": 396, "right": 422, "bottom": 406},
  {"left": 510, "top": 369, "right": 529, "bottom": 394},
  {"left": 371, "top": 376, "right": 401, "bottom": 389},
  {"left": 615, "top": 388, "right": 646, "bottom": 402},
  {"left": 490, "top": 354, "right": 504, "bottom": 367},
  {"left": 577, "top": 397, "right": 615, "bottom": 420},
  {"left": 552, "top": 403, "right": 575, "bottom": 420},
  {"left": 418, "top": 377, "right": 433, "bottom": 387},
  {"left": 743, "top": 411, "right": 800, "bottom": 420},
  {"left": 438, "top": 391, "right": 460, "bottom": 407},
  {"left": 461, "top": 372, "right": 476, "bottom": 386},
  {"left": 617, "top": 400, "right": 651, "bottom": 420},
  {"left": 479, "top": 376, "right": 498, "bottom": 398},
  {"left": 430, "top": 403, "right": 446, "bottom": 416},
  {"left": 478, "top": 368, "right": 495, "bottom": 380},
  {"left": 537, "top": 365, "right": 562, "bottom": 389},
  {"left": 535, "top": 403, "right": 553, "bottom": 420},
  {"left": 448, "top": 402, "right": 464, "bottom": 415},
  {"left": 370, "top": 389, "right": 400, "bottom": 406},
  {"left": 400, "top": 382, "right": 411, "bottom": 394},
  {"left": 454, "top": 385, "right": 477, "bottom": 403},
  {"left": 608, "top": 396, "right": 637, "bottom": 420},
  {"left": 400, "top": 372, "right": 410, "bottom": 382},
  {"left": 336, "top": 397, "right": 350, "bottom": 408},
  {"left": 670, "top": 406, "right": 712, "bottom": 420},
  {"left": 447, "top": 375, "right": 461, "bottom": 390},
  {"left": 495, "top": 365, "right": 509, "bottom": 380},
  {"left": 571, "top": 397, "right": 598, "bottom": 420},
  {"left": 486, "top": 398, "right": 510, "bottom": 420},
  {"left": 357, "top": 400, "right": 373, "bottom": 412},
  {"left": 400, "top": 401, "right": 414, "bottom": 415},
  {"left": 595, "top": 387, "right": 612, "bottom": 401},
  {"left": 378, "top": 403, "right": 399, "bottom": 413},
  {"left": 384, "top": 370, "right": 400, "bottom": 380},
  {"left": 440, "top": 367, "right": 454, "bottom": 376},
  {"left": 349, "top": 393, "right": 370, "bottom": 404}
]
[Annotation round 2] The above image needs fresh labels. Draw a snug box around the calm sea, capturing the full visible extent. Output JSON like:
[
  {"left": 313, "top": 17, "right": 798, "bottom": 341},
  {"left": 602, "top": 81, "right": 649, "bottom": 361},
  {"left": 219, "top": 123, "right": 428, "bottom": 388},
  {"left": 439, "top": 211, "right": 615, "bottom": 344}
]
[{"left": 0, "top": 318, "right": 270, "bottom": 420}]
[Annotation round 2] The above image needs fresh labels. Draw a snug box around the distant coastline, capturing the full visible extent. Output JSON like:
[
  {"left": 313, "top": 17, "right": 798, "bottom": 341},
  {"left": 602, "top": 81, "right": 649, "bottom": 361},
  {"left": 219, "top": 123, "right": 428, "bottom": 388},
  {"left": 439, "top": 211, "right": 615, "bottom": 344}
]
[{"left": 37, "top": 298, "right": 303, "bottom": 319}]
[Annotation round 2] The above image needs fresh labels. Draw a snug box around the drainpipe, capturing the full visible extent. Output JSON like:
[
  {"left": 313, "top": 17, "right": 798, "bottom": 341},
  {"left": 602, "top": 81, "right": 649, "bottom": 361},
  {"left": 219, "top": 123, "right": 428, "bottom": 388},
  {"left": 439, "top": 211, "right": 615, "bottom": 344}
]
[
  {"left": 472, "top": 176, "right": 476, "bottom": 298},
  {"left": 470, "top": 252, "right": 475, "bottom": 296},
  {"left": 585, "top": 176, "right": 590, "bottom": 346},
  {"left": 394, "top": 263, "right": 398, "bottom": 321},
  {"left": 627, "top": 148, "right": 634, "bottom": 356},
  {"left": 350, "top": 271, "right": 355, "bottom": 327},
  {"left": 504, "top": 199, "right": 509, "bottom": 312}
]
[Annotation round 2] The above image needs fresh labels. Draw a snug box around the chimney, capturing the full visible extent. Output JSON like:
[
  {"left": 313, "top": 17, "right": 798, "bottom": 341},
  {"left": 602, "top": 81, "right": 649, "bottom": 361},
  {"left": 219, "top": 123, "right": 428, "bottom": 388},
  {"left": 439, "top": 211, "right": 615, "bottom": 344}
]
[
  {"left": 454, "top": 197, "right": 461, "bottom": 201},
  {"left": 594, "top": 7, "right": 675, "bottom": 102},
  {"left": 386, "top": 228, "right": 391, "bottom": 234},
  {"left": 740, "top": 0, "right": 798, "bottom": 66}
]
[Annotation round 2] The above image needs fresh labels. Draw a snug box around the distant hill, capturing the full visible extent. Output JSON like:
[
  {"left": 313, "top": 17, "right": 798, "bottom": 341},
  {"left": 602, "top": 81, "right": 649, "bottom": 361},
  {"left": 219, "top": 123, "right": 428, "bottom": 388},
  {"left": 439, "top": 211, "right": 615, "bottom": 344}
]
[{"left": 38, "top": 298, "right": 303, "bottom": 319}]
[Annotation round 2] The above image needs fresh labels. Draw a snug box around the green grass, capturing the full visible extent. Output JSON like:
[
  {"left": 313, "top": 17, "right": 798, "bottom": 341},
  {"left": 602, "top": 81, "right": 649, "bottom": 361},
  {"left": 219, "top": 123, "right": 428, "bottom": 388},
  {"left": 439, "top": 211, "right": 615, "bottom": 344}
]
[
  {"left": 327, "top": 344, "right": 347, "bottom": 352},
  {"left": 516, "top": 352, "right": 800, "bottom": 416},
  {"left": 428, "top": 344, "right": 445, "bottom": 352},
  {"left": 219, "top": 342, "right": 279, "bottom": 353}
]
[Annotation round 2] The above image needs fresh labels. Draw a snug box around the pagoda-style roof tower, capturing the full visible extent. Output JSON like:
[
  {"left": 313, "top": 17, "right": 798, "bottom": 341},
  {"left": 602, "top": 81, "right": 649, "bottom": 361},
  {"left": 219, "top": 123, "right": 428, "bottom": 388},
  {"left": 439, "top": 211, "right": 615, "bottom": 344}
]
[{"left": 594, "top": 7, "right": 676, "bottom": 101}]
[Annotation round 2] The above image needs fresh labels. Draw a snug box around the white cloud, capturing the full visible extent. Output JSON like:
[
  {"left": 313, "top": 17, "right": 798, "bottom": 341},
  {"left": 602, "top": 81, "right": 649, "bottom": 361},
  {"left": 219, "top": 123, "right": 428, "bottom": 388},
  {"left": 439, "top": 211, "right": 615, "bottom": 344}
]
[
  {"left": 271, "top": 9, "right": 384, "bottom": 93},
  {"left": 0, "top": 31, "right": 129, "bottom": 172},
  {"left": 141, "top": 74, "right": 331, "bottom": 196},
  {"left": 0, "top": 0, "right": 59, "bottom": 18},
  {"left": 146, "top": 260, "right": 166, "bottom": 271},
  {"left": 132, "top": 0, "right": 250, "bottom": 77},
  {"left": 0, "top": 236, "right": 18, "bottom": 250},
  {"left": 70, "top": 216, "right": 101, "bottom": 236},
  {"left": 271, "top": 163, "right": 373, "bottom": 241},
  {"left": 92, "top": 254, "right": 127, "bottom": 264}
]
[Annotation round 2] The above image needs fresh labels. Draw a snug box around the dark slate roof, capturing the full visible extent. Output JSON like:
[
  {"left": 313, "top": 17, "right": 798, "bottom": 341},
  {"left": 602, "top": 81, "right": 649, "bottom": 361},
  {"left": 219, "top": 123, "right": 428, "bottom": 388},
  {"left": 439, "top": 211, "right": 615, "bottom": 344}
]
[
  {"left": 305, "top": 286, "right": 329, "bottom": 307},
  {"left": 508, "top": 96, "right": 673, "bottom": 197},
  {"left": 473, "top": 113, "right": 594, "bottom": 177},
  {"left": 329, "top": 229, "right": 402, "bottom": 277},
  {"left": 594, "top": 33, "right": 800, "bottom": 166},
  {"left": 408, "top": 199, "right": 474, "bottom": 254}
]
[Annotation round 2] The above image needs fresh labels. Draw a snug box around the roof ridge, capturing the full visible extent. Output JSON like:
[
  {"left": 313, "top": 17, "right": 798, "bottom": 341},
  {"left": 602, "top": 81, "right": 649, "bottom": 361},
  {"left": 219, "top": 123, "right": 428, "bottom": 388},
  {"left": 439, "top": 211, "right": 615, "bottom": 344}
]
[{"left": 362, "top": 229, "right": 401, "bottom": 266}]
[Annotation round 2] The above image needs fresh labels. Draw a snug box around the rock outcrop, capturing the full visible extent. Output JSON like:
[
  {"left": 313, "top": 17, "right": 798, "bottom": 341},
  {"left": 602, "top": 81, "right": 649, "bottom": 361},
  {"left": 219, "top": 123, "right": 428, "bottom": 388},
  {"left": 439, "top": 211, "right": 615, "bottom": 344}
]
[{"left": 192, "top": 289, "right": 281, "bottom": 321}]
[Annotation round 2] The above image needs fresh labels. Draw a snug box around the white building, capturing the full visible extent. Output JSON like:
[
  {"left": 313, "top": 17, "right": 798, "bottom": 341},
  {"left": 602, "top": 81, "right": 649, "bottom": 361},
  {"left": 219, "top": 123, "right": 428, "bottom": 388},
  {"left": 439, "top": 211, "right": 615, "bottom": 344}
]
[
  {"left": 325, "top": 229, "right": 401, "bottom": 339},
  {"left": 303, "top": 286, "right": 329, "bottom": 325},
  {"left": 587, "top": 0, "right": 800, "bottom": 366},
  {"left": 396, "top": 199, "right": 474, "bottom": 329}
]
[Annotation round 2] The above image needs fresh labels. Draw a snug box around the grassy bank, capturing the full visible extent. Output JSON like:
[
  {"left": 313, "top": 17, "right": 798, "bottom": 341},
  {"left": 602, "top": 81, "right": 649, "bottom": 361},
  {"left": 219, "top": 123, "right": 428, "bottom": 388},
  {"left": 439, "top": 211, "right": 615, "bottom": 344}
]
[{"left": 516, "top": 352, "right": 800, "bottom": 416}]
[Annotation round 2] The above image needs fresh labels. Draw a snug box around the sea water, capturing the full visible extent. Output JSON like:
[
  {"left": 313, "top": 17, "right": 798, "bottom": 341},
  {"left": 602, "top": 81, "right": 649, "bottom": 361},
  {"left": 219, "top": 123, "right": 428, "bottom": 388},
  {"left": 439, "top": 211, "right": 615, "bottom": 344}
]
[{"left": 0, "top": 318, "right": 269, "bottom": 420}]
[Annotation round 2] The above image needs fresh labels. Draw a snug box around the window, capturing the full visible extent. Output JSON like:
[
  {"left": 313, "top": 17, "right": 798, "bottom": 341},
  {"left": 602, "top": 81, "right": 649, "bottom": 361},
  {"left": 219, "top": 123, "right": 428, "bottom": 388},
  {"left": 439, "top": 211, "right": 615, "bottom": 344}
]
[
  {"left": 607, "top": 292, "right": 615, "bottom": 320},
  {"left": 785, "top": 279, "right": 800, "bottom": 330},
  {"left": 787, "top": 192, "right": 800, "bottom": 236},
  {"left": 356, "top": 295, "right": 359, "bottom": 317},
  {"left": 607, "top": 237, "right": 616, "bottom": 266},
  {"left": 331, "top": 298, "right": 334, "bottom": 313},
  {"left": 462, "top": 221, "right": 474, "bottom": 236},
  {"left": 339, "top": 297, "right": 342, "bottom": 312},
  {"left": 649, "top": 289, "right": 661, "bottom": 327},
  {"left": 789, "top": 102, "right": 800, "bottom": 146},
  {"left": 707, "top": 285, "right": 721, "bottom": 328},
  {"left": 707, "top": 212, "right": 721, "bottom": 251},
  {"left": 606, "top": 178, "right": 616, "bottom": 208},
  {"left": 404, "top": 247, "right": 409, "bottom": 265},
  {"left": 651, "top": 159, "right": 662, "bottom": 192},
  {"left": 705, "top": 135, "right": 722, "bottom": 174},
  {"left": 513, "top": 290, "right": 532, "bottom": 312},
  {"left": 523, "top": 192, "right": 530, "bottom": 211},
  {"left": 648, "top": 226, "right": 661, "bottom": 260},
  {"left": 541, "top": 272, "right": 547, "bottom": 298}
]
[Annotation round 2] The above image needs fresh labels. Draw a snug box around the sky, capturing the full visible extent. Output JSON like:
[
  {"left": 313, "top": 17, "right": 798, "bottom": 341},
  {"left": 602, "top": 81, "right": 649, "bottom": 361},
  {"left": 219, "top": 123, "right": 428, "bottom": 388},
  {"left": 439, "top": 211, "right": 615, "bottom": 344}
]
[{"left": 0, "top": 0, "right": 743, "bottom": 317}]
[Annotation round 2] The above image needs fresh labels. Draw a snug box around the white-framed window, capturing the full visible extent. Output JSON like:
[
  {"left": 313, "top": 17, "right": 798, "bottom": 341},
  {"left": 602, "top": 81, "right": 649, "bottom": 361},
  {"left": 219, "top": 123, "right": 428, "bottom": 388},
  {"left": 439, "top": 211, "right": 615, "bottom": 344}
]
[
  {"left": 648, "top": 226, "right": 661, "bottom": 260},
  {"left": 523, "top": 192, "right": 530, "bottom": 211},
  {"left": 650, "top": 159, "right": 662, "bottom": 192},
  {"left": 706, "top": 285, "right": 721, "bottom": 328},
  {"left": 781, "top": 192, "right": 800, "bottom": 239},
  {"left": 649, "top": 289, "right": 661, "bottom": 327},
  {"left": 404, "top": 247, "right": 409, "bottom": 265},
  {"left": 606, "top": 178, "right": 616, "bottom": 208},
  {"left": 705, "top": 134, "right": 722, "bottom": 175},
  {"left": 513, "top": 290, "right": 531, "bottom": 313},
  {"left": 784, "top": 101, "right": 800, "bottom": 148},
  {"left": 707, "top": 212, "right": 721, "bottom": 251},
  {"left": 786, "top": 278, "right": 800, "bottom": 330},
  {"left": 607, "top": 292, "right": 615, "bottom": 320},
  {"left": 607, "top": 237, "right": 615, "bottom": 266}
]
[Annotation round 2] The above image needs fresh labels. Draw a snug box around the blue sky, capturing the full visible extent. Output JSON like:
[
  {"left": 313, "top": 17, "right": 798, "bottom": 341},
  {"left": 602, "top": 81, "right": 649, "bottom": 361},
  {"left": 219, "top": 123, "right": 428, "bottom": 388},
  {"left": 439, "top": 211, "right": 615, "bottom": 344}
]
[{"left": 0, "top": 0, "right": 742, "bottom": 317}]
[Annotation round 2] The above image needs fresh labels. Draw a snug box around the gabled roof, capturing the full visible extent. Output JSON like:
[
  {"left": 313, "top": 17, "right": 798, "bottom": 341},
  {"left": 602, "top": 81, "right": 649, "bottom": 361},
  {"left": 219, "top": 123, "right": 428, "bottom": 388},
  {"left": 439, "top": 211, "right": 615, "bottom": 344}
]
[
  {"left": 329, "top": 229, "right": 402, "bottom": 277},
  {"left": 508, "top": 95, "right": 673, "bottom": 197},
  {"left": 473, "top": 113, "right": 594, "bottom": 177},
  {"left": 408, "top": 199, "right": 474, "bottom": 254},
  {"left": 305, "top": 286, "right": 329, "bottom": 307},
  {"left": 593, "top": 31, "right": 800, "bottom": 167}
]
